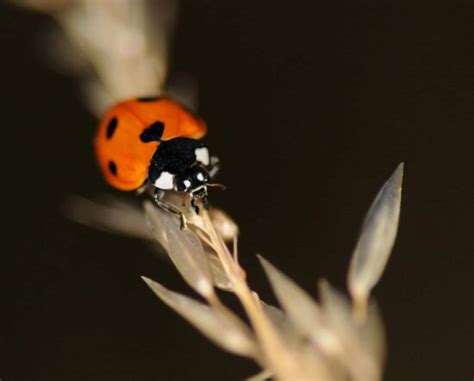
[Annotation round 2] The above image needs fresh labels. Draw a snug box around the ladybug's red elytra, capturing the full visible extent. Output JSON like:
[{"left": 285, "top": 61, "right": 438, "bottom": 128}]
[{"left": 95, "top": 96, "right": 221, "bottom": 228}]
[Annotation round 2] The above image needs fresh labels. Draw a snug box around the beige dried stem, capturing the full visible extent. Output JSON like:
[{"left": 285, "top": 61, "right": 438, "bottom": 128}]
[
  {"left": 137, "top": 163, "right": 402, "bottom": 380},
  {"left": 16, "top": 1, "right": 404, "bottom": 379}
]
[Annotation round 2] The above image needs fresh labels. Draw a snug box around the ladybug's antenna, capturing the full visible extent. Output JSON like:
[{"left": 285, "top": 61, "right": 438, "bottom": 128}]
[{"left": 207, "top": 183, "right": 226, "bottom": 190}]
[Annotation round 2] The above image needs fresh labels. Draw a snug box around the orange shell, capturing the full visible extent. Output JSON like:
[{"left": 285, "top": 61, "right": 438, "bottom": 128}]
[{"left": 95, "top": 97, "right": 207, "bottom": 191}]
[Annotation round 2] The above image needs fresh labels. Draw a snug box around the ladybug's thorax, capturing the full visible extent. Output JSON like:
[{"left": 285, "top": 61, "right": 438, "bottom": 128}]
[{"left": 148, "top": 137, "right": 211, "bottom": 194}]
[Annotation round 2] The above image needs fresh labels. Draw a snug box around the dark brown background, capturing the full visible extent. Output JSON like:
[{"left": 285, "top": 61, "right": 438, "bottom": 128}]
[{"left": 1, "top": 1, "right": 472, "bottom": 380}]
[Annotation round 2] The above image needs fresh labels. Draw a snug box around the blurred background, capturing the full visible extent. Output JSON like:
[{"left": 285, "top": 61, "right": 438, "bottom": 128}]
[{"left": 0, "top": 1, "right": 472, "bottom": 380}]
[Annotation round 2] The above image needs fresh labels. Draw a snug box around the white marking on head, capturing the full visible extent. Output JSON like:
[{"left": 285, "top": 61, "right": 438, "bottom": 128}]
[
  {"left": 154, "top": 171, "right": 175, "bottom": 190},
  {"left": 183, "top": 179, "right": 192, "bottom": 189},
  {"left": 196, "top": 172, "right": 205, "bottom": 181},
  {"left": 195, "top": 147, "right": 210, "bottom": 166}
]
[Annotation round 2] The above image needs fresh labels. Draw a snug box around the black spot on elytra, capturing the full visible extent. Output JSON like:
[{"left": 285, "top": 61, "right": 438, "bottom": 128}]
[
  {"left": 108, "top": 160, "right": 118, "bottom": 176},
  {"left": 106, "top": 117, "right": 118, "bottom": 139},
  {"left": 140, "top": 121, "right": 165, "bottom": 142},
  {"left": 137, "top": 96, "right": 161, "bottom": 102}
]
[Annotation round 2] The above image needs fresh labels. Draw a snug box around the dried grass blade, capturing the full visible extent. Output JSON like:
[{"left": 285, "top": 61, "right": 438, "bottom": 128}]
[
  {"left": 63, "top": 195, "right": 153, "bottom": 241},
  {"left": 208, "top": 208, "right": 239, "bottom": 242},
  {"left": 258, "top": 255, "right": 324, "bottom": 340},
  {"left": 142, "top": 276, "right": 257, "bottom": 358},
  {"left": 207, "top": 253, "right": 233, "bottom": 291},
  {"left": 245, "top": 369, "right": 272, "bottom": 381},
  {"left": 144, "top": 201, "right": 213, "bottom": 297},
  {"left": 358, "top": 301, "right": 386, "bottom": 368},
  {"left": 319, "top": 280, "right": 382, "bottom": 381},
  {"left": 348, "top": 163, "right": 404, "bottom": 319}
]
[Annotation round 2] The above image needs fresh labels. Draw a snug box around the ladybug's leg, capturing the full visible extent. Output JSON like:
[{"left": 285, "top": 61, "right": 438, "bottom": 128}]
[
  {"left": 189, "top": 195, "right": 210, "bottom": 216},
  {"left": 153, "top": 188, "right": 187, "bottom": 230},
  {"left": 189, "top": 194, "right": 209, "bottom": 214},
  {"left": 208, "top": 156, "right": 221, "bottom": 179},
  {"left": 202, "top": 195, "right": 210, "bottom": 210},
  {"left": 190, "top": 197, "right": 200, "bottom": 215}
]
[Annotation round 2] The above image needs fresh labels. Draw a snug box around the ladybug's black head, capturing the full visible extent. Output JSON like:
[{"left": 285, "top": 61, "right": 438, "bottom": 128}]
[{"left": 175, "top": 163, "right": 210, "bottom": 194}]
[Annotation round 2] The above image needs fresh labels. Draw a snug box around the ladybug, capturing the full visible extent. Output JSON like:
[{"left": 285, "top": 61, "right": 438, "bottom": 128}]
[{"left": 95, "top": 95, "right": 221, "bottom": 228}]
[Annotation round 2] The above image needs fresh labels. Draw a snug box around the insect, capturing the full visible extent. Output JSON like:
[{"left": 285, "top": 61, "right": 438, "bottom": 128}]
[{"left": 94, "top": 96, "right": 221, "bottom": 228}]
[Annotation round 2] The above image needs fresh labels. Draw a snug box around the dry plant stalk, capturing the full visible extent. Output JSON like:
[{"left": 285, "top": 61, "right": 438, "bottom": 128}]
[
  {"left": 13, "top": 0, "right": 176, "bottom": 116},
  {"left": 139, "top": 165, "right": 402, "bottom": 381},
  {"left": 16, "top": 1, "right": 404, "bottom": 379},
  {"left": 66, "top": 164, "right": 403, "bottom": 380}
]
